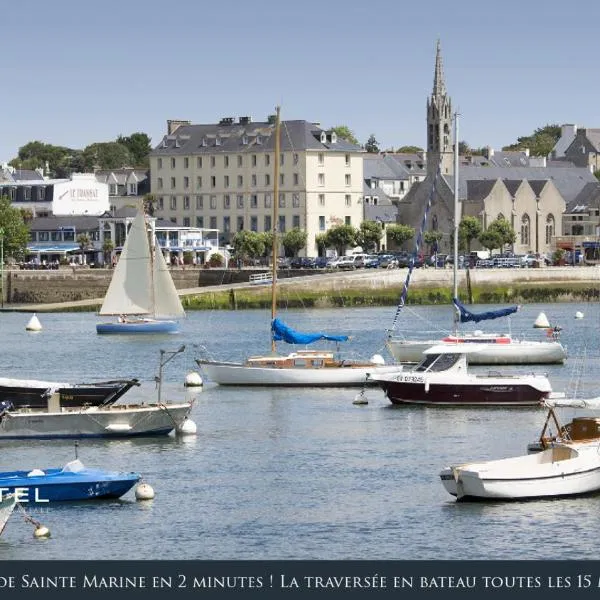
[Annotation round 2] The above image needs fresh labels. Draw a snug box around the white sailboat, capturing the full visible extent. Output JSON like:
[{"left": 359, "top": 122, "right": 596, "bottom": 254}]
[
  {"left": 96, "top": 206, "right": 185, "bottom": 334},
  {"left": 386, "top": 113, "right": 566, "bottom": 365},
  {"left": 196, "top": 106, "right": 405, "bottom": 387}
]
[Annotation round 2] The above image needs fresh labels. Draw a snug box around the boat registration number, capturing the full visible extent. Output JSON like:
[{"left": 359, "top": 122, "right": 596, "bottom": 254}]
[{"left": 398, "top": 375, "right": 425, "bottom": 383}]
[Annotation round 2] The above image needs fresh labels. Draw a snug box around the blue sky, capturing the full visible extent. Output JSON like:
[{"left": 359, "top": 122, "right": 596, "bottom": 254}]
[{"left": 2, "top": 0, "right": 600, "bottom": 162}]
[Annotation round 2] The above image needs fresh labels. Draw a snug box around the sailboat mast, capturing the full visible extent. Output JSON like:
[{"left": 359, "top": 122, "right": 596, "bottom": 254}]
[
  {"left": 452, "top": 112, "right": 460, "bottom": 331},
  {"left": 271, "top": 106, "right": 281, "bottom": 352},
  {"left": 146, "top": 207, "right": 157, "bottom": 318}
]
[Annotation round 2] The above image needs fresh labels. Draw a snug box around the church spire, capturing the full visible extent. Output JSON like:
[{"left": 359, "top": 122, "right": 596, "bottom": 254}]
[{"left": 433, "top": 39, "right": 446, "bottom": 97}]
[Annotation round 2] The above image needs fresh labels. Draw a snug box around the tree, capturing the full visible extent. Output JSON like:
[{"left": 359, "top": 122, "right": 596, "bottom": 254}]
[
  {"left": 231, "top": 230, "right": 265, "bottom": 263},
  {"left": 143, "top": 193, "right": 156, "bottom": 216},
  {"left": 395, "top": 145, "right": 424, "bottom": 153},
  {"left": 281, "top": 228, "right": 307, "bottom": 257},
  {"left": 102, "top": 238, "right": 115, "bottom": 266},
  {"left": 365, "top": 134, "right": 380, "bottom": 153},
  {"left": 502, "top": 124, "right": 561, "bottom": 157},
  {"left": 478, "top": 229, "right": 503, "bottom": 255},
  {"left": 423, "top": 230, "right": 443, "bottom": 254},
  {"left": 458, "top": 216, "right": 482, "bottom": 253},
  {"left": 259, "top": 232, "right": 275, "bottom": 258},
  {"left": 385, "top": 224, "right": 415, "bottom": 249},
  {"left": 315, "top": 233, "right": 328, "bottom": 256},
  {"left": 10, "top": 141, "right": 81, "bottom": 178},
  {"left": 486, "top": 217, "right": 516, "bottom": 253},
  {"left": 0, "top": 196, "right": 29, "bottom": 260},
  {"left": 76, "top": 233, "right": 92, "bottom": 265},
  {"left": 357, "top": 220, "right": 383, "bottom": 252},
  {"left": 82, "top": 142, "right": 132, "bottom": 170},
  {"left": 323, "top": 224, "right": 358, "bottom": 256},
  {"left": 330, "top": 125, "right": 359, "bottom": 145},
  {"left": 116, "top": 132, "right": 152, "bottom": 167},
  {"left": 458, "top": 141, "right": 470, "bottom": 154}
]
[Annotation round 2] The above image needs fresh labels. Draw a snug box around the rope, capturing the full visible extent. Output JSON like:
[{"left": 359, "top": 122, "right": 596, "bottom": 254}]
[{"left": 387, "top": 164, "right": 442, "bottom": 337}]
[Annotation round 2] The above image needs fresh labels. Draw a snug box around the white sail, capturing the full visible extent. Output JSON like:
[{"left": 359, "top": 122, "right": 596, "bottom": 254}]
[
  {"left": 99, "top": 209, "right": 184, "bottom": 318},
  {"left": 152, "top": 237, "right": 185, "bottom": 318}
]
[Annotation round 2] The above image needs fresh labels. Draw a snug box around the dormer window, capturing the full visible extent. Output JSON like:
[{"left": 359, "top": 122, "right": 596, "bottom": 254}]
[
  {"left": 242, "top": 135, "right": 248, "bottom": 145},
  {"left": 215, "top": 136, "right": 222, "bottom": 146},
  {"left": 201, "top": 137, "right": 207, "bottom": 147},
  {"left": 109, "top": 184, "right": 117, "bottom": 195},
  {"left": 320, "top": 132, "right": 327, "bottom": 143},
  {"left": 331, "top": 132, "right": 337, "bottom": 144},
  {"left": 256, "top": 135, "right": 262, "bottom": 145}
]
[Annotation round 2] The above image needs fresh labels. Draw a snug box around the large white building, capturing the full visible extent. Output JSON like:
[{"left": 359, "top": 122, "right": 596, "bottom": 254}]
[{"left": 148, "top": 116, "right": 365, "bottom": 256}]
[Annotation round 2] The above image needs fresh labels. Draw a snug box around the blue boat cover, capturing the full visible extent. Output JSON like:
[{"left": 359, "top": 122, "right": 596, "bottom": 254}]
[
  {"left": 271, "top": 318, "right": 349, "bottom": 344},
  {"left": 452, "top": 297, "right": 519, "bottom": 324}
]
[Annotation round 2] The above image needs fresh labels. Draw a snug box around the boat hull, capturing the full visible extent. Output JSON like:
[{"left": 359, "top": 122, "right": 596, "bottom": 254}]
[
  {"left": 96, "top": 320, "right": 179, "bottom": 334},
  {"left": 0, "top": 466, "right": 140, "bottom": 502},
  {"left": 0, "top": 403, "right": 193, "bottom": 439},
  {"left": 441, "top": 446, "right": 600, "bottom": 500},
  {"left": 0, "top": 378, "right": 139, "bottom": 409},
  {"left": 372, "top": 377, "right": 550, "bottom": 406},
  {"left": 197, "top": 360, "right": 405, "bottom": 387},
  {"left": 387, "top": 339, "right": 566, "bottom": 365},
  {"left": 0, "top": 494, "right": 15, "bottom": 536}
]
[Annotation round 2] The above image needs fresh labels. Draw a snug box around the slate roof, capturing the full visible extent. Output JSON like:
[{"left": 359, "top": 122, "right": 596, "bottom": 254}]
[
  {"left": 150, "top": 119, "right": 364, "bottom": 156},
  {"left": 566, "top": 181, "right": 600, "bottom": 213},
  {"left": 464, "top": 180, "right": 497, "bottom": 204},
  {"left": 29, "top": 215, "right": 100, "bottom": 232},
  {"left": 95, "top": 169, "right": 148, "bottom": 185}
]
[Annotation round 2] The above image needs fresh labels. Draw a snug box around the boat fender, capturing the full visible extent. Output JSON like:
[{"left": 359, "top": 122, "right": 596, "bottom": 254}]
[
  {"left": 425, "top": 380, "right": 430, "bottom": 393},
  {"left": 177, "top": 418, "right": 197, "bottom": 436},
  {"left": 135, "top": 482, "right": 155, "bottom": 501},
  {"left": 33, "top": 525, "right": 51, "bottom": 539},
  {"left": 184, "top": 372, "right": 203, "bottom": 387}
]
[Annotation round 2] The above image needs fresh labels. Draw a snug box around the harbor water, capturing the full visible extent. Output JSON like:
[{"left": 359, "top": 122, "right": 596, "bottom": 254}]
[{"left": 0, "top": 302, "right": 599, "bottom": 560}]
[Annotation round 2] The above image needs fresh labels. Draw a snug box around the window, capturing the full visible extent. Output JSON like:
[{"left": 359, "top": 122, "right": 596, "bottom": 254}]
[
  {"left": 265, "top": 154, "right": 270, "bottom": 166},
  {"left": 170, "top": 217, "right": 177, "bottom": 224},
  {"left": 250, "top": 194, "right": 258, "bottom": 208},
  {"left": 196, "top": 157, "right": 202, "bottom": 168},
  {"left": 251, "top": 174, "right": 257, "bottom": 187},
  {"left": 280, "top": 153, "right": 284, "bottom": 166},
  {"left": 224, "top": 175, "right": 230, "bottom": 188},
  {"left": 210, "top": 216, "right": 217, "bottom": 229},
  {"left": 183, "top": 196, "right": 190, "bottom": 210},
  {"left": 224, "top": 195, "right": 231, "bottom": 209},
  {"left": 237, "top": 216, "right": 244, "bottom": 231},
  {"left": 293, "top": 173, "right": 299, "bottom": 185},
  {"left": 183, "top": 217, "right": 190, "bottom": 227},
  {"left": 184, "top": 157, "right": 189, "bottom": 168},
  {"left": 318, "top": 173, "right": 325, "bottom": 186},
  {"left": 38, "top": 187, "right": 46, "bottom": 200},
  {"left": 171, "top": 158, "right": 176, "bottom": 168},
  {"left": 318, "top": 194, "right": 325, "bottom": 206},
  {"left": 158, "top": 177, "right": 163, "bottom": 189},
  {"left": 237, "top": 175, "right": 243, "bottom": 188},
  {"left": 210, "top": 195, "right": 217, "bottom": 209},
  {"left": 196, "top": 195, "right": 203, "bottom": 210},
  {"left": 521, "top": 214, "right": 530, "bottom": 245},
  {"left": 51, "top": 231, "right": 61, "bottom": 241},
  {"left": 292, "top": 215, "right": 300, "bottom": 228},
  {"left": 265, "top": 174, "right": 271, "bottom": 186},
  {"left": 345, "top": 194, "right": 351, "bottom": 207},
  {"left": 170, "top": 196, "right": 177, "bottom": 210},
  {"left": 345, "top": 174, "right": 351, "bottom": 186},
  {"left": 170, "top": 177, "right": 176, "bottom": 189},
  {"left": 250, "top": 216, "right": 258, "bottom": 231},
  {"left": 158, "top": 197, "right": 164, "bottom": 210},
  {"left": 158, "top": 158, "right": 163, "bottom": 169},
  {"left": 292, "top": 193, "right": 300, "bottom": 208},
  {"left": 265, "top": 193, "right": 272, "bottom": 208},
  {"left": 280, "top": 173, "right": 284, "bottom": 185},
  {"left": 278, "top": 215, "right": 286, "bottom": 233},
  {"left": 223, "top": 216, "right": 230, "bottom": 232},
  {"left": 184, "top": 176, "right": 190, "bottom": 189},
  {"left": 345, "top": 154, "right": 350, "bottom": 166},
  {"left": 129, "top": 183, "right": 138, "bottom": 195},
  {"left": 39, "top": 231, "right": 49, "bottom": 241},
  {"left": 224, "top": 156, "right": 229, "bottom": 168},
  {"left": 345, "top": 216, "right": 351, "bottom": 225},
  {"left": 293, "top": 153, "right": 299, "bottom": 165},
  {"left": 237, "top": 194, "right": 244, "bottom": 209},
  {"left": 546, "top": 215, "right": 555, "bottom": 245},
  {"left": 318, "top": 153, "right": 324, "bottom": 165},
  {"left": 264, "top": 215, "right": 272, "bottom": 231},
  {"left": 211, "top": 176, "right": 216, "bottom": 188},
  {"left": 196, "top": 216, "right": 204, "bottom": 228},
  {"left": 29, "top": 231, "right": 36, "bottom": 241},
  {"left": 196, "top": 176, "right": 202, "bottom": 189},
  {"left": 252, "top": 155, "right": 257, "bottom": 167},
  {"left": 237, "top": 155, "right": 243, "bottom": 167},
  {"left": 210, "top": 156, "right": 216, "bottom": 168},
  {"left": 279, "top": 193, "right": 285, "bottom": 208}
]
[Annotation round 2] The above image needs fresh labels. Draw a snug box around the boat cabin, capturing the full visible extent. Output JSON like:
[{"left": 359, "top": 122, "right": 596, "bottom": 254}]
[{"left": 414, "top": 345, "right": 485, "bottom": 374}]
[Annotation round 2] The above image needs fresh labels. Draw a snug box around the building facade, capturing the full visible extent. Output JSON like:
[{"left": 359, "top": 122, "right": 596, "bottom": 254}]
[{"left": 148, "top": 116, "right": 365, "bottom": 257}]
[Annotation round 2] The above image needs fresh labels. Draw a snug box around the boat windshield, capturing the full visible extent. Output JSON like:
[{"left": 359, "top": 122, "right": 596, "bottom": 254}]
[{"left": 415, "top": 353, "right": 461, "bottom": 373}]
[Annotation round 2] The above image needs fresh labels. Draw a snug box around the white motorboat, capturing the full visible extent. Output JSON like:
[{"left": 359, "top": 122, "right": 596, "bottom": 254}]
[
  {"left": 441, "top": 399, "right": 600, "bottom": 500},
  {"left": 369, "top": 345, "right": 552, "bottom": 406}
]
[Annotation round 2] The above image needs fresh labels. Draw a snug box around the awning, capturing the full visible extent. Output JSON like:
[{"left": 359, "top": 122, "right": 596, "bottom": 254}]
[
  {"left": 27, "top": 244, "right": 81, "bottom": 253},
  {"left": 582, "top": 241, "right": 600, "bottom": 249}
]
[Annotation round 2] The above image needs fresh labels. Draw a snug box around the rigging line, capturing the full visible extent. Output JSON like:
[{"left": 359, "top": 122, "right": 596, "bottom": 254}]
[{"left": 387, "top": 164, "right": 442, "bottom": 337}]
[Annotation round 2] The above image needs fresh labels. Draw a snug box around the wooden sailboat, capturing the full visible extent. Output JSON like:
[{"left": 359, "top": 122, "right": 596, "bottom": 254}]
[
  {"left": 196, "top": 106, "right": 405, "bottom": 386},
  {"left": 96, "top": 205, "right": 185, "bottom": 334}
]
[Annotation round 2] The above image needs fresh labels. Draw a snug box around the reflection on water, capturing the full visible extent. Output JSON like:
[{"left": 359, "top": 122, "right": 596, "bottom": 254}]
[{"left": 0, "top": 302, "right": 598, "bottom": 559}]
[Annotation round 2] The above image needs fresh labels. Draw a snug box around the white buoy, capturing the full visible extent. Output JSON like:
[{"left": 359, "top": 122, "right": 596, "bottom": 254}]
[
  {"left": 353, "top": 392, "right": 368, "bottom": 405},
  {"left": 184, "top": 371, "right": 203, "bottom": 387},
  {"left": 533, "top": 312, "right": 550, "bottom": 328},
  {"left": 25, "top": 314, "right": 42, "bottom": 332},
  {"left": 177, "top": 418, "right": 197, "bottom": 436},
  {"left": 33, "top": 525, "right": 51, "bottom": 538},
  {"left": 369, "top": 354, "right": 386, "bottom": 365},
  {"left": 575, "top": 311, "right": 584, "bottom": 319},
  {"left": 135, "top": 482, "right": 155, "bottom": 501}
]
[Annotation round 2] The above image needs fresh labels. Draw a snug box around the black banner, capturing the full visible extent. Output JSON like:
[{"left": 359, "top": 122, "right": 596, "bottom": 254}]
[{"left": 0, "top": 561, "right": 599, "bottom": 598}]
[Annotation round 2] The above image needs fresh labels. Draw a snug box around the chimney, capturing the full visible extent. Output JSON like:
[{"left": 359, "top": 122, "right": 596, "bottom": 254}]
[{"left": 167, "top": 120, "right": 191, "bottom": 135}]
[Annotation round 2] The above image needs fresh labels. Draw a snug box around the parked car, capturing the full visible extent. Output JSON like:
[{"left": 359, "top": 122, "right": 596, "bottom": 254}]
[
  {"left": 290, "top": 257, "right": 315, "bottom": 269},
  {"left": 313, "top": 257, "right": 329, "bottom": 269},
  {"left": 364, "top": 255, "right": 380, "bottom": 268},
  {"left": 378, "top": 254, "right": 399, "bottom": 269}
]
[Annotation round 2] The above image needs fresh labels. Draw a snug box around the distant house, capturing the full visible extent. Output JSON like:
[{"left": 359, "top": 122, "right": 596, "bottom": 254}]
[{"left": 95, "top": 168, "right": 150, "bottom": 212}]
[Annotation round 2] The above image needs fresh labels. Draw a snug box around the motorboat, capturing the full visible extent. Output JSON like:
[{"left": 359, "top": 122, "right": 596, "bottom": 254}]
[
  {"left": 368, "top": 345, "right": 552, "bottom": 406},
  {"left": 0, "top": 459, "right": 140, "bottom": 502},
  {"left": 96, "top": 204, "right": 185, "bottom": 334},
  {"left": 387, "top": 300, "right": 566, "bottom": 365},
  {"left": 440, "top": 399, "right": 600, "bottom": 501},
  {"left": 0, "top": 377, "right": 139, "bottom": 410}
]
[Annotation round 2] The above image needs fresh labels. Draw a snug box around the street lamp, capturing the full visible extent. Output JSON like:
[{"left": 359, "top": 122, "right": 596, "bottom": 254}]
[{"left": 0, "top": 227, "right": 4, "bottom": 309}]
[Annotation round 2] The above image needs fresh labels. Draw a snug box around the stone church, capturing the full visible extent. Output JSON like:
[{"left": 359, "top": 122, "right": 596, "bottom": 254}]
[{"left": 399, "top": 42, "right": 595, "bottom": 257}]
